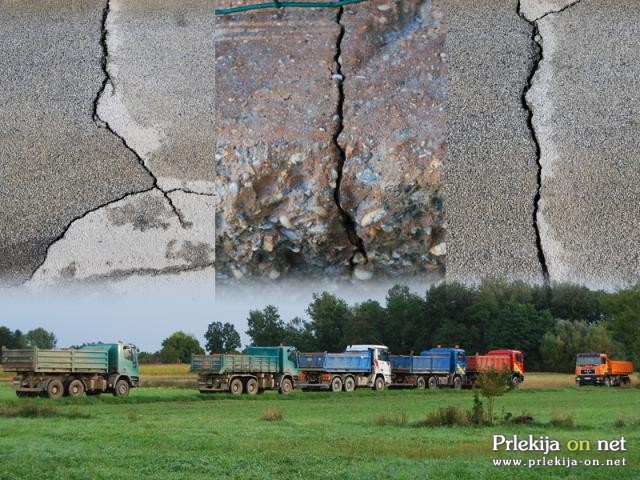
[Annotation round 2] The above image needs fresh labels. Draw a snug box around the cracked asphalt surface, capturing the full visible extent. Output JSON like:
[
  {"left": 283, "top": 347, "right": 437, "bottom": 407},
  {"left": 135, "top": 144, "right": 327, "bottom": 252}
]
[
  {"left": 1, "top": 0, "right": 639, "bottom": 290},
  {"left": 0, "top": 0, "right": 153, "bottom": 286}
]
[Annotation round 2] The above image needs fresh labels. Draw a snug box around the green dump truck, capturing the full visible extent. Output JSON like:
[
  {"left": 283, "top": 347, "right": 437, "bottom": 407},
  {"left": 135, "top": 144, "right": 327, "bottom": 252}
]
[
  {"left": 192, "top": 346, "right": 299, "bottom": 395},
  {"left": 1, "top": 342, "right": 140, "bottom": 398}
]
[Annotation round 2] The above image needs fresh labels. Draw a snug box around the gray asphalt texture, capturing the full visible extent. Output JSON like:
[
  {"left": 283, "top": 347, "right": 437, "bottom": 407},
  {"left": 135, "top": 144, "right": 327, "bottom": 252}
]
[
  {"left": 445, "top": 0, "right": 544, "bottom": 284},
  {"left": 0, "top": 0, "right": 153, "bottom": 286},
  {"left": 99, "top": 0, "right": 215, "bottom": 193},
  {"left": 531, "top": 0, "right": 640, "bottom": 289}
]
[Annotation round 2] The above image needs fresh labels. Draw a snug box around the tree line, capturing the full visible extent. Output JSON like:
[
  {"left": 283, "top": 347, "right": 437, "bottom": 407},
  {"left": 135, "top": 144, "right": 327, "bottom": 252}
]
[{"left": 2, "top": 281, "right": 638, "bottom": 373}]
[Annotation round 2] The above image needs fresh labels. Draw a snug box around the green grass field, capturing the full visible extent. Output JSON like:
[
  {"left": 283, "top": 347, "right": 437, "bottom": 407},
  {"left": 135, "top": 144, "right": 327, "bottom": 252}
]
[{"left": 0, "top": 376, "right": 638, "bottom": 479}]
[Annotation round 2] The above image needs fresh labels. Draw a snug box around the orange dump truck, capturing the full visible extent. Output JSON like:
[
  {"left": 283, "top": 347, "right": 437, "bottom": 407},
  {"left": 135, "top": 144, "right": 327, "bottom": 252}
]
[
  {"left": 466, "top": 349, "right": 525, "bottom": 386},
  {"left": 575, "top": 353, "right": 633, "bottom": 386}
]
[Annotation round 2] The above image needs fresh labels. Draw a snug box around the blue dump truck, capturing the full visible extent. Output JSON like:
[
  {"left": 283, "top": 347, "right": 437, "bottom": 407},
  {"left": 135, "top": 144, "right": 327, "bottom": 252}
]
[
  {"left": 390, "top": 347, "right": 467, "bottom": 389},
  {"left": 297, "top": 344, "right": 391, "bottom": 392},
  {"left": 1, "top": 342, "right": 140, "bottom": 398},
  {"left": 191, "top": 346, "right": 299, "bottom": 395}
]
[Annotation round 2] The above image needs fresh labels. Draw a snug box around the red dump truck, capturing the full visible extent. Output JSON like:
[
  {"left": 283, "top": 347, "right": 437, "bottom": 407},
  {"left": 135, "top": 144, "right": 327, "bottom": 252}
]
[
  {"left": 466, "top": 349, "right": 525, "bottom": 386},
  {"left": 575, "top": 353, "right": 633, "bottom": 386}
]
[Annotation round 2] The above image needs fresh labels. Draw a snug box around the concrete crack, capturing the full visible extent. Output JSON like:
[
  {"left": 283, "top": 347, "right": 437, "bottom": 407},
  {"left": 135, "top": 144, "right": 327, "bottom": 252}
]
[
  {"left": 25, "top": 188, "right": 156, "bottom": 283},
  {"left": 517, "top": 1, "right": 550, "bottom": 284},
  {"left": 530, "top": 0, "right": 582, "bottom": 21},
  {"left": 332, "top": 7, "right": 368, "bottom": 274},
  {"left": 93, "top": 0, "right": 188, "bottom": 229}
]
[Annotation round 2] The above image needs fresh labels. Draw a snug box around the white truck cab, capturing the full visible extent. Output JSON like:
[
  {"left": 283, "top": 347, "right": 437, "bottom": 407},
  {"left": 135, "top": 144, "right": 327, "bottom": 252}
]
[{"left": 345, "top": 344, "right": 392, "bottom": 387}]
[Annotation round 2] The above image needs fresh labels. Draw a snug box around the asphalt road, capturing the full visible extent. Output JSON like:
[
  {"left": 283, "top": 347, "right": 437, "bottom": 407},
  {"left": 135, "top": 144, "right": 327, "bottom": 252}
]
[{"left": 528, "top": 0, "right": 640, "bottom": 289}]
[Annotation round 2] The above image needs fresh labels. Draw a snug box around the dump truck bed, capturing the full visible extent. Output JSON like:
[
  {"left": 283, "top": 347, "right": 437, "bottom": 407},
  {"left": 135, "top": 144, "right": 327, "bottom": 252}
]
[
  {"left": 609, "top": 360, "right": 633, "bottom": 375},
  {"left": 191, "top": 354, "right": 278, "bottom": 374},
  {"left": 298, "top": 351, "right": 373, "bottom": 372},
  {"left": 1, "top": 348, "right": 108, "bottom": 373},
  {"left": 391, "top": 354, "right": 451, "bottom": 374},
  {"left": 467, "top": 354, "right": 511, "bottom": 373}
]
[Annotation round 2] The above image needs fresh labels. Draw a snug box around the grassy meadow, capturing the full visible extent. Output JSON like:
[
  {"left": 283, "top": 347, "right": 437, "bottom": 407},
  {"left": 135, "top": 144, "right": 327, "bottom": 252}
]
[{"left": 0, "top": 373, "right": 638, "bottom": 479}]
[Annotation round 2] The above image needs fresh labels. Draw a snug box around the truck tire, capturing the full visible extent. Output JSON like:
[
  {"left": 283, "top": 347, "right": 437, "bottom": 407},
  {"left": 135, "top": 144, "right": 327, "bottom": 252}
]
[
  {"left": 47, "top": 379, "right": 64, "bottom": 399},
  {"left": 605, "top": 377, "right": 613, "bottom": 387},
  {"left": 416, "top": 376, "right": 426, "bottom": 390},
  {"left": 114, "top": 379, "right": 130, "bottom": 397},
  {"left": 330, "top": 376, "right": 343, "bottom": 393},
  {"left": 511, "top": 375, "right": 522, "bottom": 387},
  {"left": 229, "top": 378, "right": 244, "bottom": 395},
  {"left": 343, "top": 376, "right": 356, "bottom": 392},
  {"left": 428, "top": 376, "right": 438, "bottom": 390},
  {"left": 453, "top": 376, "right": 463, "bottom": 389},
  {"left": 373, "top": 376, "right": 385, "bottom": 392},
  {"left": 67, "top": 379, "right": 85, "bottom": 397},
  {"left": 278, "top": 378, "right": 293, "bottom": 395},
  {"left": 245, "top": 378, "right": 259, "bottom": 395}
]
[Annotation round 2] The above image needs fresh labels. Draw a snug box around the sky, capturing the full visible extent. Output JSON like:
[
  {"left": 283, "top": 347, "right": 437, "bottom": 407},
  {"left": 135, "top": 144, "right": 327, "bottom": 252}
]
[{"left": 0, "top": 276, "right": 436, "bottom": 352}]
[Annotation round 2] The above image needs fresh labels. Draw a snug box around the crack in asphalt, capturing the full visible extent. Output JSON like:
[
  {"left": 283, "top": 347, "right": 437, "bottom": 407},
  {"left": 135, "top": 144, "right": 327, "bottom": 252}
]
[
  {"left": 25, "top": 187, "right": 156, "bottom": 283},
  {"left": 534, "top": 0, "right": 582, "bottom": 21},
  {"left": 94, "top": 0, "right": 189, "bottom": 229},
  {"left": 517, "top": 1, "right": 550, "bottom": 285},
  {"left": 332, "top": 7, "right": 368, "bottom": 273},
  {"left": 517, "top": 0, "right": 583, "bottom": 285}
]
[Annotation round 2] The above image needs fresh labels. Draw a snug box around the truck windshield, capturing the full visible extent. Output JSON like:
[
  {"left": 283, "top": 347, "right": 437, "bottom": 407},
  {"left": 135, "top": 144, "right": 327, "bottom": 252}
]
[
  {"left": 378, "top": 350, "right": 389, "bottom": 362},
  {"left": 576, "top": 355, "right": 601, "bottom": 366}
]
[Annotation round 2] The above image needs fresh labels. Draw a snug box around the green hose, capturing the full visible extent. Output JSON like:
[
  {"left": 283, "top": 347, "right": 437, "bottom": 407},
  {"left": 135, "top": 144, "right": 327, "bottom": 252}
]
[{"left": 215, "top": 0, "right": 369, "bottom": 15}]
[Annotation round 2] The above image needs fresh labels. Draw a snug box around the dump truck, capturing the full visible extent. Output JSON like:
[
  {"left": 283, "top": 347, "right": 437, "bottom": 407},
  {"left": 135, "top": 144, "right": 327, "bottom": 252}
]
[
  {"left": 1, "top": 342, "right": 140, "bottom": 398},
  {"left": 390, "top": 347, "right": 467, "bottom": 389},
  {"left": 296, "top": 344, "right": 391, "bottom": 392},
  {"left": 467, "top": 349, "right": 525, "bottom": 386},
  {"left": 192, "top": 345, "right": 299, "bottom": 395},
  {"left": 575, "top": 353, "right": 633, "bottom": 386}
]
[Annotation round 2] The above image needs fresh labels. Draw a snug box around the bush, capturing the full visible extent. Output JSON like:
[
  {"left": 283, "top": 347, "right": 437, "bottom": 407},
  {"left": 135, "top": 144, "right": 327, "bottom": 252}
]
[
  {"left": 376, "top": 410, "right": 408, "bottom": 427},
  {"left": 469, "top": 392, "right": 485, "bottom": 425},
  {"left": 261, "top": 407, "right": 284, "bottom": 421},
  {"left": 422, "top": 406, "right": 469, "bottom": 427},
  {"left": 0, "top": 404, "right": 89, "bottom": 419},
  {"left": 550, "top": 412, "right": 575, "bottom": 428},
  {"left": 614, "top": 417, "right": 625, "bottom": 429}
]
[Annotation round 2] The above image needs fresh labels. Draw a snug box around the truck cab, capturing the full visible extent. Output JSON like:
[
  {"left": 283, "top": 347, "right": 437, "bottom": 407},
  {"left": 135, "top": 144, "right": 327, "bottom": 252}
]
[
  {"left": 576, "top": 352, "right": 608, "bottom": 385},
  {"left": 345, "top": 344, "right": 392, "bottom": 385},
  {"left": 82, "top": 342, "right": 141, "bottom": 389}
]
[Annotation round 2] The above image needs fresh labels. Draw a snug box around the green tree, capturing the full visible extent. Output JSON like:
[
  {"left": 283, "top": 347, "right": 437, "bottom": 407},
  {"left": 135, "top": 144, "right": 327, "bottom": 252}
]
[
  {"left": 600, "top": 285, "right": 640, "bottom": 365},
  {"left": 342, "top": 300, "right": 385, "bottom": 346},
  {"left": 307, "top": 292, "right": 352, "bottom": 352},
  {"left": 425, "top": 282, "right": 479, "bottom": 353},
  {"left": 246, "top": 305, "right": 286, "bottom": 346},
  {"left": 282, "top": 317, "right": 317, "bottom": 352},
  {"left": 539, "top": 319, "right": 614, "bottom": 372},
  {"left": 205, "top": 322, "right": 241, "bottom": 353},
  {"left": 383, "top": 285, "right": 426, "bottom": 353},
  {"left": 476, "top": 368, "right": 514, "bottom": 424},
  {"left": 0, "top": 327, "right": 25, "bottom": 349},
  {"left": 159, "top": 331, "right": 204, "bottom": 363},
  {"left": 549, "top": 284, "right": 603, "bottom": 323},
  {"left": 24, "top": 328, "right": 57, "bottom": 349}
]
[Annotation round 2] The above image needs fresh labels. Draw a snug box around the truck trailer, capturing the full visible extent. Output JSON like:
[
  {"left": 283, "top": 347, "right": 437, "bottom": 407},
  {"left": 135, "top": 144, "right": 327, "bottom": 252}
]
[
  {"left": 192, "top": 346, "right": 298, "bottom": 395},
  {"left": 390, "top": 347, "right": 467, "bottom": 389},
  {"left": 297, "top": 344, "right": 391, "bottom": 392},
  {"left": 1, "top": 342, "right": 140, "bottom": 398},
  {"left": 467, "top": 349, "right": 525, "bottom": 386},
  {"left": 575, "top": 353, "right": 633, "bottom": 386}
]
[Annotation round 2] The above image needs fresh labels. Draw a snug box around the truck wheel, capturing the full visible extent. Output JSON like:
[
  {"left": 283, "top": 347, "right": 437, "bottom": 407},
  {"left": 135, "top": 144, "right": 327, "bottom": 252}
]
[
  {"left": 428, "top": 376, "right": 438, "bottom": 390},
  {"left": 343, "top": 376, "right": 356, "bottom": 392},
  {"left": 47, "top": 379, "right": 64, "bottom": 399},
  {"left": 114, "top": 379, "right": 130, "bottom": 397},
  {"left": 416, "top": 376, "right": 426, "bottom": 390},
  {"left": 330, "top": 376, "right": 343, "bottom": 393},
  {"left": 605, "top": 377, "right": 612, "bottom": 387},
  {"left": 67, "top": 379, "right": 85, "bottom": 397},
  {"left": 511, "top": 375, "right": 522, "bottom": 387},
  {"left": 245, "top": 378, "right": 259, "bottom": 395},
  {"left": 373, "top": 376, "right": 385, "bottom": 392},
  {"left": 229, "top": 378, "right": 244, "bottom": 395},
  {"left": 453, "top": 376, "right": 463, "bottom": 389},
  {"left": 278, "top": 378, "right": 293, "bottom": 395}
]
